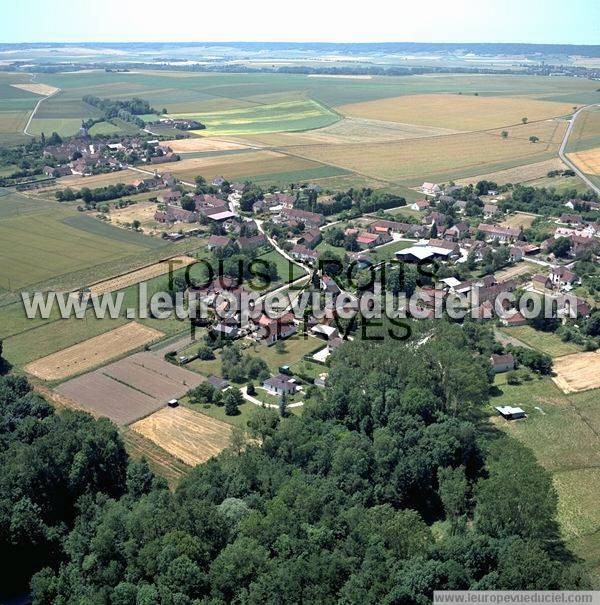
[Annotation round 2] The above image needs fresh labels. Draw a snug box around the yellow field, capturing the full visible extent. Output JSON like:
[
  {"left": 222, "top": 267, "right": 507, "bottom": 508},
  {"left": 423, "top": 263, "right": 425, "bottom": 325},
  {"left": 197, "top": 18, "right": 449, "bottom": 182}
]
[
  {"left": 500, "top": 212, "right": 538, "bottom": 229},
  {"left": 567, "top": 148, "right": 600, "bottom": 176},
  {"left": 552, "top": 351, "right": 600, "bottom": 393},
  {"left": 131, "top": 406, "right": 232, "bottom": 466},
  {"left": 284, "top": 129, "right": 561, "bottom": 185},
  {"left": 107, "top": 201, "right": 160, "bottom": 233},
  {"left": 162, "top": 137, "right": 249, "bottom": 153},
  {"left": 454, "top": 157, "right": 567, "bottom": 186},
  {"left": 35, "top": 169, "right": 142, "bottom": 197},
  {"left": 88, "top": 255, "right": 197, "bottom": 294},
  {"left": 338, "top": 94, "right": 575, "bottom": 131},
  {"left": 11, "top": 83, "right": 60, "bottom": 96},
  {"left": 235, "top": 117, "right": 458, "bottom": 147},
  {"left": 166, "top": 150, "right": 321, "bottom": 182},
  {"left": 25, "top": 322, "right": 164, "bottom": 381}
]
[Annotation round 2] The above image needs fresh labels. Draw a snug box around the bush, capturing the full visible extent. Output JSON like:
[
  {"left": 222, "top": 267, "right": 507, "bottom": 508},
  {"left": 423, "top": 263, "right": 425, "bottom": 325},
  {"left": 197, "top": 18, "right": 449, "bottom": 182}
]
[
  {"left": 197, "top": 345, "right": 216, "bottom": 360},
  {"left": 246, "top": 382, "right": 256, "bottom": 396}
]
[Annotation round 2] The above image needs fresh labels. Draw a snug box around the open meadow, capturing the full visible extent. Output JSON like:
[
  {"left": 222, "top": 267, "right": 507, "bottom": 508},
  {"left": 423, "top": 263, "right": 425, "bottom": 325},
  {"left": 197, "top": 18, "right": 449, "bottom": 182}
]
[{"left": 491, "top": 376, "right": 600, "bottom": 582}]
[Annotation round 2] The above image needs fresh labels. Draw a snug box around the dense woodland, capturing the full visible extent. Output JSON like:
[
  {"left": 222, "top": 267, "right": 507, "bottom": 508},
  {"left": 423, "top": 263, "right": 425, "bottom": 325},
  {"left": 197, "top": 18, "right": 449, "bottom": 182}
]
[{"left": 0, "top": 320, "right": 588, "bottom": 604}]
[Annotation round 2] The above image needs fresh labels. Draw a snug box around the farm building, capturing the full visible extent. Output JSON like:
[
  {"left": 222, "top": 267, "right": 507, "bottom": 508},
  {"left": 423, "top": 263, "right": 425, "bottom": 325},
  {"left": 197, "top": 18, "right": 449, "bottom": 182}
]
[
  {"left": 490, "top": 353, "right": 515, "bottom": 373},
  {"left": 495, "top": 406, "right": 526, "bottom": 421}
]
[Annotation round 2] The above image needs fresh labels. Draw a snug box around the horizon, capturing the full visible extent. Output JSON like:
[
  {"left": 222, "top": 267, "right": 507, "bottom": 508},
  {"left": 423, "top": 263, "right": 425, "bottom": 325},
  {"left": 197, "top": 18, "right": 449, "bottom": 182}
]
[{"left": 2, "top": 0, "right": 599, "bottom": 46}]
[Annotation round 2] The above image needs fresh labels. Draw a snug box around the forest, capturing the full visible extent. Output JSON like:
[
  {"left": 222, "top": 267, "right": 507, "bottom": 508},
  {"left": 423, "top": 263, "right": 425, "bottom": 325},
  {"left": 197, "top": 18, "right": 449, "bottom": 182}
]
[{"left": 0, "top": 321, "right": 588, "bottom": 604}]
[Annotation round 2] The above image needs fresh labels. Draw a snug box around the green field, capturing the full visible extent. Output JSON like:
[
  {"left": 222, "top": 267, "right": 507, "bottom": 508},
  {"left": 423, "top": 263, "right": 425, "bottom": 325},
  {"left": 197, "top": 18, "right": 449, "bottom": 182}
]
[
  {"left": 565, "top": 106, "right": 600, "bottom": 154},
  {"left": 491, "top": 377, "right": 600, "bottom": 585},
  {"left": 498, "top": 325, "right": 584, "bottom": 357},
  {"left": 171, "top": 100, "right": 339, "bottom": 136},
  {"left": 0, "top": 203, "right": 166, "bottom": 291}
]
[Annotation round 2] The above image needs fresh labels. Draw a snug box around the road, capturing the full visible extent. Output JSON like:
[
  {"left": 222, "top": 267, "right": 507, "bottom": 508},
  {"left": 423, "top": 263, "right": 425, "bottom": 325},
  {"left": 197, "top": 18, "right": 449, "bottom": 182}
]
[
  {"left": 558, "top": 104, "right": 600, "bottom": 196},
  {"left": 23, "top": 74, "right": 61, "bottom": 137}
]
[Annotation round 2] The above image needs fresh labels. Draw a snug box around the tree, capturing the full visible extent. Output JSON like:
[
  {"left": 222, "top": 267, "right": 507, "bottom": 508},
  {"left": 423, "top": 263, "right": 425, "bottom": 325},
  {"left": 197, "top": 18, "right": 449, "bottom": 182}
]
[
  {"left": 438, "top": 466, "right": 469, "bottom": 523},
  {"left": 246, "top": 382, "right": 256, "bottom": 396},
  {"left": 529, "top": 136, "right": 539, "bottom": 144},
  {"left": 197, "top": 345, "right": 215, "bottom": 360},
  {"left": 278, "top": 392, "right": 288, "bottom": 417},
  {"left": 132, "top": 219, "right": 141, "bottom": 230},
  {"left": 224, "top": 388, "right": 243, "bottom": 416},
  {"left": 501, "top": 130, "right": 509, "bottom": 139},
  {"left": 274, "top": 339, "right": 286, "bottom": 354},
  {"left": 547, "top": 236, "right": 571, "bottom": 258},
  {"left": 521, "top": 117, "right": 528, "bottom": 124},
  {"left": 188, "top": 382, "right": 215, "bottom": 404}
]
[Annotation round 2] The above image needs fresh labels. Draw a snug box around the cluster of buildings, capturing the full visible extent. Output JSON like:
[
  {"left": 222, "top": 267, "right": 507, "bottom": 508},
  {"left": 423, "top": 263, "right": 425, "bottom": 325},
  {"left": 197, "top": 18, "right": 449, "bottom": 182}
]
[{"left": 43, "top": 137, "right": 179, "bottom": 178}]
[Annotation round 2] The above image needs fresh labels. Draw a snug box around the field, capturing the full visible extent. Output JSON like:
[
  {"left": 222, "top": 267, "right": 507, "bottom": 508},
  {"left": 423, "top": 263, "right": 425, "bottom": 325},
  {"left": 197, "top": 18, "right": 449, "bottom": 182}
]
[
  {"left": 0, "top": 204, "right": 166, "bottom": 290},
  {"left": 494, "top": 261, "right": 537, "bottom": 281},
  {"left": 131, "top": 406, "right": 232, "bottom": 466},
  {"left": 338, "top": 94, "right": 574, "bottom": 131},
  {"left": 283, "top": 128, "right": 562, "bottom": 186},
  {"left": 171, "top": 99, "right": 339, "bottom": 137},
  {"left": 56, "top": 351, "right": 205, "bottom": 425},
  {"left": 24, "top": 321, "right": 164, "bottom": 380},
  {"left": 454, "top": 157, "right": 568, "bottom": 187},
  {"left": 498, "top": 325, "right": 584, "bottom": 357},
  {"left": 162, "top": 137, "right": 249, "bottom": 153},
  {"left": 565, "top": 106, "right": 600, "bottom": 154},
  {"left": 34, "top": 168, "right": 142, "bottom": 196},
  {"left": 567, "top": 147, "right": 600, "bottom": 176},
  {"left": 500, "top": 212, "right": 538, "bottom": 229},
  {"left": 491, "top": 378, "right": 600, "bottom": 583},
  {"left": 88, "top": 255, "right": 197, "bottom": 294},
  {"left": 552, "top": 351, "right": 600, "bottom": 393},
  {"left": 166, "top": 150, "right": 331, "bottom": 184},
  {"left": 11, "top": 82, "right": 59, "bottom": 96}
]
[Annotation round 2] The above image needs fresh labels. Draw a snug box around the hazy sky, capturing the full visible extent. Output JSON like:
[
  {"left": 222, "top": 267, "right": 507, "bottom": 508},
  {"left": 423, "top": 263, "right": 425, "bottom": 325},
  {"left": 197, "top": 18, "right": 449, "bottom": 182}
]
[{"left": 2, "top": 0, "right": 599, "bottom": 44}]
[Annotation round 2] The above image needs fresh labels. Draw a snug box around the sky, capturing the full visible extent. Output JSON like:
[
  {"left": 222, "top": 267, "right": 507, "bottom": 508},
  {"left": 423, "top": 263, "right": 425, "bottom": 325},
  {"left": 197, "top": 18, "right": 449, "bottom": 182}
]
[{"left": 1, "top": 0, "right": 599, "bottom": 45}]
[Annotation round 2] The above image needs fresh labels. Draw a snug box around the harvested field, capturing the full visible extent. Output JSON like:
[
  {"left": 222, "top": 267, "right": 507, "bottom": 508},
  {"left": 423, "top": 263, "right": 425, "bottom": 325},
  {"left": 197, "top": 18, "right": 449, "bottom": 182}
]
[
  {"left": 552, "top": 351, "right": 600, "bottom": 394},
  {"left": 25, "top": 322, "right": 164, "bottom": 380},
  {"left": 35, "top": 169, "right": 142, "bottom": 195},
  {"left": 131, "top": 406, "right": 232, "bottom": 466},
  {"left": 162, "top": 137, "right": 249, "bottom": 153},
  {"left": 11, "top": 83, "right": 60, "bottom": 96},
  {"left": 338, "top": 94, "right": 574, "bottom": 131},
  {"left": 55, "top": 351, "right": 205, "bottom": 425},
  {"left": 88, "top": 255, "right": 197, "bottom": 294},
  {"left": 166, "top": 150, "right": 322, "bottom": 182},
  {"left": 567, "top": 147, "right": 600, "bottom": 176},
  {"left": 454, "top": 157, "right": 567, "bottom": 186},
  {"left": 107, "top": 201, "right": 159, "bottom": 233},
  {"left": 284, "top": 129, "right": 561, "bottom": 185},
  {"left": 236, "top": 117, "right": 458, "bottom": 147}
]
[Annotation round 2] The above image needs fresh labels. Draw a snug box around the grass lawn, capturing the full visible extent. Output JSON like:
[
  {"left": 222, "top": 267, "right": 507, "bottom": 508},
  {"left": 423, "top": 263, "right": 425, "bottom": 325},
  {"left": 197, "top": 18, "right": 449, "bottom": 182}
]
[
  {"left": 256, "top": 248, "right": 305, "bottom": 287},
  {"left": 184, "top": 398, "right": 257, "bottom": 431},
  {"left": 498, "top": 325, "right": 584, "bottom": 357},
  {"left": 244, "top": 335, "right": 325, "bottom": 372},
  {"left": 370, "top": 239, "right": 414, "bottom": 262},
  {"left": 251, "top": 386, "right": 304, "bottom": 406}
]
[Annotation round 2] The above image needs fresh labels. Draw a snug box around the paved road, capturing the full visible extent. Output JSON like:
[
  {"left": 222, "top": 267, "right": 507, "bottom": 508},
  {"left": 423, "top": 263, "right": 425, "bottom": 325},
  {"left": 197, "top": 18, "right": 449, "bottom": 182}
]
[{"left": 558, "top": 104, "right": 600, "bottom": 196}]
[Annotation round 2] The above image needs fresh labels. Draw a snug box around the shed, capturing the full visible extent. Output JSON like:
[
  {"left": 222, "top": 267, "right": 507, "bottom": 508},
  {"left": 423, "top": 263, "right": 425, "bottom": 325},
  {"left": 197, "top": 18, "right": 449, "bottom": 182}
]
[{"left": 495, "top": 406, "right": 526, "bottom": 420}]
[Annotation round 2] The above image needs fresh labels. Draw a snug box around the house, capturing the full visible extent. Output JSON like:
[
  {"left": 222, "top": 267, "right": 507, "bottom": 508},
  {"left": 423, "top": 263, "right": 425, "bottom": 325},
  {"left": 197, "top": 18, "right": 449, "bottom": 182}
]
[
  {"left": 157, "top": 190, "right": 182, "bottom": 205},
  {"left": 238, "top": 234, "right": 267, "bottom": 252},
  {"left": 212, "top": 323, "right": 239, "bottom": 339},
  {"left": 410, "top": 199, "right": 430, "bottom": 212},
  {"left": 532, "top": 274, "right": 552, "bottom": 290},
  {"left": 207, "top": 375, "right": 230, "bottom": 391},
  {"left": 421, "top": 182, "right": 441, "bottom": 196},
  {"left": 263, "top": 374, "right": 297, "bottom": 396},
  {"left": 444, "top": 222, "right": 469, "bottom": 240},
  {"left": 43, "top": 165, "right": 72, "bottom": 177},
  {"left": 368, "top": 219, "right": 413, "bottom": 235},
  {"left": 569, "top": 234, "right": 596, "bottom": 256},
  {"left": 495, "top": 406, "right": 526, "bottom": 420},
  {"left": 503, "top": 310, "right": 528, "bottom": 327},
  {"left": 281, "top": 208, "right": 325, "bottom": 228},
  {"left": 356, "top": 231, "right": 392, "bottom": 249},
  {"left": 154, "top": 204, "right": 197, "bottom": 224},
  {"left": 509, "top": 246, "right": 524, "bottom": 262},
  {"left": 483, "top": 203, "right": 499, "bottom": 218},
  {"left": 291, "top": 244, "right": 318, "bottom": 264},
  {"left": 299, "top": 228, "right": 322, "bottom": 249},
  {"left": 311, "top": 324, "right": 340, "bottom": 341},
  {"left": 490, "top": 353, "right": 515, "bottom": 373},
  {"left": 321, "top": 275, "right": 341, "bottom": 295},
  {"left": 395, "top": 243, "right": 455, "bottom": 263},
  {"left": 212, "top": 176, "right": 226, "bottom": 187},
  {"left": 207, "top": 235, "right": 231, "bottom": 251},
  {"left": 477, "top": 224, "right": 520, "bottom": 243},
  {"left": 256, "top": 313, "right": 296, "bottom": 345},
  {"left": 549, "top": 266, "right": 578, "bottom": 287},
  {"left": 559, "top": 214, "right": 583, "bottom": 226}
]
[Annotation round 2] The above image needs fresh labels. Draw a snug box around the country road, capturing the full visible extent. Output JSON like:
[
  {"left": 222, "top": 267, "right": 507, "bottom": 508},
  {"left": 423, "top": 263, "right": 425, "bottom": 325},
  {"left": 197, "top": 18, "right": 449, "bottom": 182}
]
[
  {"left": 23, "top": 74, "right": 61, "bottom": 137},
  {"left": 558, "top": 104, "right": 600, "bottom": 195}
]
